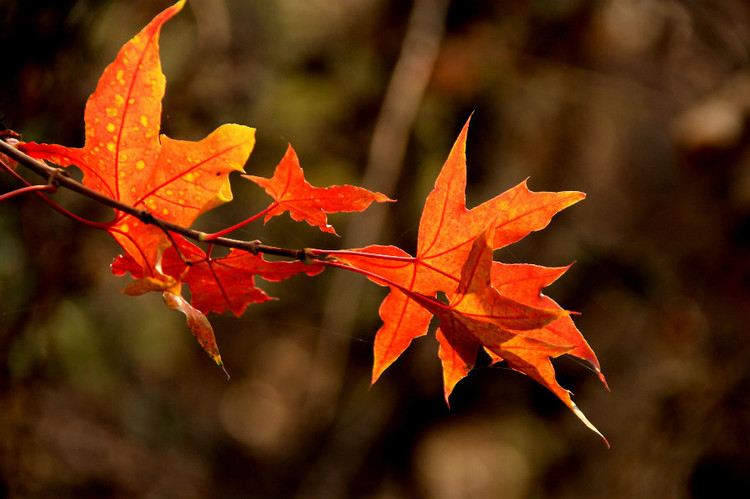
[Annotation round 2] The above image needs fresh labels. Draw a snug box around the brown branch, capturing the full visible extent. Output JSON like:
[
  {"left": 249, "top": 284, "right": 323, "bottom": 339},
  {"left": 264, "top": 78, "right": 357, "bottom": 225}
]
[{"left": 0, "top": 138, "right": 308, "bottom": 261}]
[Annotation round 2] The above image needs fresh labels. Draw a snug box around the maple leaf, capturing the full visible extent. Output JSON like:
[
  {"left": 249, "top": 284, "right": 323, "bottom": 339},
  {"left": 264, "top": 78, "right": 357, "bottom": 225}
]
[
  {"left": 329, "top": 118, "right": 606, "bottom": 439},
  {"left": 111, "top": 234, "right": 324, "bottom": 368},
  {"left": 19, "top": 0, "right": 254, "bottom": 275},
  {"left": 335, "top": 118, "right": 593, "bottom": 384},
  {"left": 244, "top": 144, "right": 393, "bottom": 235},
  {"left": 15, "top": 0, "right": 271, "bottom": 371},
  {"left": 183, "top": 248, "right": 324, "bottom": 316},
  {"left": 112, "top": 236, "right": 324, "bottom": 317},
  {"left": 370, "top": 224, "right": 606, "bottom": 444}
]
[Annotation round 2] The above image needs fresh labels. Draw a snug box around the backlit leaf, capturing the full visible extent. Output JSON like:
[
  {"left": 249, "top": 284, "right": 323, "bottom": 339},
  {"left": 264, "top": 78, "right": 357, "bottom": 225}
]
[{"left": 244, "top": 144, "right": 392, "bottom": 235}]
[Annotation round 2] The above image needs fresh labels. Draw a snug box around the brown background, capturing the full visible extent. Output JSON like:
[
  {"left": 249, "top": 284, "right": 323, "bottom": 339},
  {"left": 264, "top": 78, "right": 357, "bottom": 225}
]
[{"left": 2, "top": 0, "right": 750, "bottom": 497}]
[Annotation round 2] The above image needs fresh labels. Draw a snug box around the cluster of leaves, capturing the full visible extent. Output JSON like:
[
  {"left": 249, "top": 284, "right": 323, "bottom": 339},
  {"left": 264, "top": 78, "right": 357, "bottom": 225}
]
[{"left": 0, "top": 0, "right": 607, "bottom": 443}]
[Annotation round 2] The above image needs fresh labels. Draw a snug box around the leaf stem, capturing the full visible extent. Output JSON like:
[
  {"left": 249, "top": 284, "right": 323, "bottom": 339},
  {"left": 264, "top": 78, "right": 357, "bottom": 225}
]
[
  {"left": 319, "top": 259, "right": 449, "bottom": 311},
  {"left": 1, "top": 155, "right": 114, "bottom": 229},
  {"left": 0, "top": 183, "right": 57, "bottom": 202},
  {"left": 309, "top": 248, "right": 416, "bottom": 262},
  {"left": 199, "top": 202, "right": 278, "bottom": 241}
]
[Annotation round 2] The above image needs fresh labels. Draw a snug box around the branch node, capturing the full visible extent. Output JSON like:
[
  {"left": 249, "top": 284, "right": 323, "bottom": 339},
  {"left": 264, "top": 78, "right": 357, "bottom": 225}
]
[
  {"left": 138, "top": 209, "right": 156, "bottom": 225},
  {"left": 47, "top": 167, "right": 70, "bottom": 190},
  {"left": 300, "top": 248, "right": 316, "bottom": 264}
]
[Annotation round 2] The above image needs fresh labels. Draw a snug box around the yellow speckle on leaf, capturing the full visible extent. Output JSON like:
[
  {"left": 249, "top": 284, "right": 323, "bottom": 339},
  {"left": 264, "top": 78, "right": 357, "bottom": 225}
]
[
  {"left": 106, "top": 123, "right": 116, "bottom": 133},
  {"left": 162, "top": 208, "right": 169, "bottom": 216},
  {"left": 140, "top": 116, "right": 148, "bottom": 127},
  {"left": 107, "top": 142, "right": 116, "bottom": 152},
  {"left": 115, "top": 94, "right": 125, "bottom": 106},
  {"left": 136, "top": 160, "right": 146, "bottom": 171}
]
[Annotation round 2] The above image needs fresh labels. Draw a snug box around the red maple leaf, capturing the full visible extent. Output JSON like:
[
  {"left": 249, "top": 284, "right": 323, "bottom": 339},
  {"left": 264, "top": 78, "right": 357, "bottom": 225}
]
[
  {"left": 112, "top": 234, "right": 323, "bottom": 369},
  {"left": 244, "top": 144, "right": 393, "bottom": 235},
  {"left": 112, "top": 235, "right": 324, "bottom": 317},
  {"left": 19, "top": 0, "right": 254, "bottom": 275}
]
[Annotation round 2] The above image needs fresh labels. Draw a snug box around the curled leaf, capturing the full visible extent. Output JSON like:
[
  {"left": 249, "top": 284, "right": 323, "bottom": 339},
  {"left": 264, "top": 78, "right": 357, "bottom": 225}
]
[{"left": 163, "top": 291, "right": 229, "bottom": 378}]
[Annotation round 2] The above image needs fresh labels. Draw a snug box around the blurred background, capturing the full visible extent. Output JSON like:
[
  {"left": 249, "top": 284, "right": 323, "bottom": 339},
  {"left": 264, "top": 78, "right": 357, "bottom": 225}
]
[{"left": 2, "top": 0, "right": 750, "bottom": 497}]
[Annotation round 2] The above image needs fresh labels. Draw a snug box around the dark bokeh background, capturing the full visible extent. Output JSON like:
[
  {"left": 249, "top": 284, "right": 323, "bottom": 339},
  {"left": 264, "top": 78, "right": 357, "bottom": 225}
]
[{"left": 2, "top": 0, "right": 750, "bottom": 497}]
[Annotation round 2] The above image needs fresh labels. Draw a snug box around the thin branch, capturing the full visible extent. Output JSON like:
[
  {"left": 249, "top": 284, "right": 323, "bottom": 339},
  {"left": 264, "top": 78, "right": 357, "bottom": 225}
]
[
  {"left": 1, "top": 154, "right": 113, "bottom": 229},
  {"left": 1, "top": 138, "right": 413, "bottom": 287},
  {"left": 0, "top": 138, "right": 297, "bottom": 258}
]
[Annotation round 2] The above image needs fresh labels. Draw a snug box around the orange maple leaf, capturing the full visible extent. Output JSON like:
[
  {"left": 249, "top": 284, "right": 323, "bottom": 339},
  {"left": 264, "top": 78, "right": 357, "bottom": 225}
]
[
  {"left": 17, "top": 1, "right": 257, "bottom": 370},
  {"left": 19, "top": 0, "right": 254, "bottom": 275},
  {"left": 336, "top": 118, "right": 594, "bottom": 384},
  {"left": 244, "top": 144, "right": 392, "bottom": 235},
  {"left": 329, "top": 118, "right": 606, "bottom": 439}
]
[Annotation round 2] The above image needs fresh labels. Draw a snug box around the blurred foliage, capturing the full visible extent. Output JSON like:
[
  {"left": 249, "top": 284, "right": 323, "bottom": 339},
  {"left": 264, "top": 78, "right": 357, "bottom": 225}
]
[{"left": 2, "top": 0, "right": 750, "bottom": 498}]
